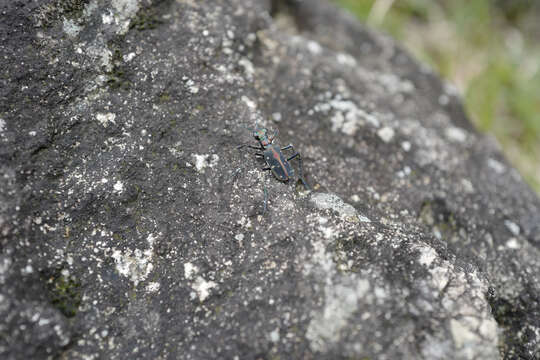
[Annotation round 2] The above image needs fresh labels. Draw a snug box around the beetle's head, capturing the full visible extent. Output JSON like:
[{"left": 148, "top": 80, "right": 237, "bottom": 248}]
[{"left": 253, "top": 128, "right": 268, "bottom": 140}]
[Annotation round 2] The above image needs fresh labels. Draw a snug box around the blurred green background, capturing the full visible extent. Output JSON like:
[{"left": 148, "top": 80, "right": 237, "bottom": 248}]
[{"left": 335, "top": 0, "right": 540, "bottom": 192}]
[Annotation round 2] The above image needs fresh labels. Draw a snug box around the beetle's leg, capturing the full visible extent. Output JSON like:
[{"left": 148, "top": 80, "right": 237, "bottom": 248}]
[
  {"left": 281, "top": 144, "right": 293, "bottom": 151},
  {"left": 287, "top": 153, "right": 299, "bottom": 161},
  {"left": 238, "top": 144, "right": 263, "bottom": 151},
  {"left": 286, "top": 152, "right": 310, "bottom": 190},
  {"left": 262, "top": 167, "right": 271, "bottom": 171},
  {"left": 255, "top": 153, "right": 264, "bottom": 158}
]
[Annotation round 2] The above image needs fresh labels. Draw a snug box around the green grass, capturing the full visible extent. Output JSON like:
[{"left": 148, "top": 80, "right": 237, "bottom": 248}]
[{"left": 336, "top": 0, "right": 540, "bottom": 192}]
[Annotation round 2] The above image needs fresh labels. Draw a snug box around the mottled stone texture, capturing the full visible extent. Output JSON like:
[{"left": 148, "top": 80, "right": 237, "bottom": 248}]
[{"left": 1, "top": 0, "right": 540, "bottom": 359}]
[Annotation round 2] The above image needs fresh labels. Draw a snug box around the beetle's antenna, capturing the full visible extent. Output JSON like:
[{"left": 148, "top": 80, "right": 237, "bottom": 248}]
[{"left": 241, "top": 124, "right": 255, "bottom": 132}]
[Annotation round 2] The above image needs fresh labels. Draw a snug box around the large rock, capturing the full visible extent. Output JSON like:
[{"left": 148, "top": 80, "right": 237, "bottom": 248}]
[{"left": 1, "top": 0, "right": 539, "bottom": 359}]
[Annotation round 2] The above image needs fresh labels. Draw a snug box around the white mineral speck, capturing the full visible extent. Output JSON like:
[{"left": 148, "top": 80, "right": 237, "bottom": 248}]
[
  {"left": 336, "top": 53, "right": 356, "bottom": 66},
  {"left": 238, "top": 58, "right": 254, "bottom": 78},
  {"left": 123, "top": 52, "right": 136, "bottom": 62},
  {"left": 377, "top": 126, "right": 395, "bottom": 143},
  {"left": 146, "top": 282, "right": 160, "bottom": 292},
  {"left": 307, "top": 40, "right": 322, "bottom": 54},
  {"left": 234, "top": 234, "right": 244, "bottom": 241},
  {"left": 241, "top": 96, "right": 256, "bottom": 109},
  {"left": 113, "top": 181, "right": 124, "bottom": 193},
  {"left": 504, "top": 220, "right": 520, "bottom": 236},
  {"left": 401, "top": 141, "right": 411, "bottom": 151},
  {"left": 185, "top": 79, "right": 199, "bottom": 94},
  {"left": 269, "top": 328, "right": 280, "bottom": 342},
  {"left": 272, "top": 112, "right": 282, "bottom": 122},
  {"left": 246, "top": 33, "right": 256, "bottom": 45},
  {"left": 487, "top": 158, "right": 505, "bottom": 174},
  {"left": 445, "top": 127, "right": 467, "bottom": 143},
  {"left": 438, "top": 94, "right": 450, "bottom": 106},
  {"left": 505, "top": 238, "right": 521, "bottom": 249}
]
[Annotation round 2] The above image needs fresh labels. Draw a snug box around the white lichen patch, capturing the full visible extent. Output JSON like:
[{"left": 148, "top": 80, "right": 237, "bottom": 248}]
[
  {"left": 111, "top": 248, "right": 153, "bottom": 286},
  {"left": 377, "top": 73, "right": 414, "bottom": 94},
  {"left": 306, "top": 279, "right": 370, "bottom": 352},
  {"left": 191, "top": 154, "right": 219, "bottom": 172},
  {"left": 102, "top": 11, "right": 114, "bottom": 25},
  {"left": 314, "top": 98, "right": 380, "bottom": 136},
  {"left": 302, "top": 219, "right": 374, "bottom": 354},
  {"left": 310, "top": 193, "right": 360, "bottom": 222},
  {"left": 461, "top": 179, "right": 475, "bottom": 193},
  {"left": 191, "top": 276, "right": 217, "bottom": 302},
  {"left": 415, "top": 244, "right": 499, "bottom": 359},
  {"left": 184, "top": 262, "right": 198, "bottom": 280},
  {"left": 111, "top": 234, "right": 156, "bottom": 286},
  {"left": 401, "top": 118, "right": 461, "bottom": 171},
  {"left": 96, "top": 113, "right": 116, "bottom": 127},
  {"left": 86, "top": 39, "right": 114, "bottom": 72},
  {"left": 63, "top": 18, "right": 82, "bottom": 37},
  {"left": 111, "top": 0, "right": 141, "bottom": 35}
]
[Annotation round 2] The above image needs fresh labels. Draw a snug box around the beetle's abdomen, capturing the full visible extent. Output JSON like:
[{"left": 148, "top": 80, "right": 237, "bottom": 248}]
[{"left": 264, "top": 146, "right": 292, "bottom": 181}]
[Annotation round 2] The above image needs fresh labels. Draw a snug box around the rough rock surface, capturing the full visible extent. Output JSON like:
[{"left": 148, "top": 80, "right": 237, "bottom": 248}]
[{"left": 1, "top": 0, "right": 540, "bottom": 359}]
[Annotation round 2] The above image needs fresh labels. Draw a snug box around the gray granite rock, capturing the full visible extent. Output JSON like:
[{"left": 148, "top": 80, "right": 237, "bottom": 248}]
[{"left": 1, "top": 0, "right": 540, "bottom": 359}]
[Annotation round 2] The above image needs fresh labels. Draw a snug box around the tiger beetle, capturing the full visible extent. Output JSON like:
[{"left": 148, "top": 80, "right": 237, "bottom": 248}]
[{"left": 238, "top": 127, "right": 310, "bottom": 214}]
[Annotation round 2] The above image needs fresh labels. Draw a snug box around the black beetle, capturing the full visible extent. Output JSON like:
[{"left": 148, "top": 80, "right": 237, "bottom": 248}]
[{"left": 238, "top": 127, "right": 310, "bottom": 190}]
